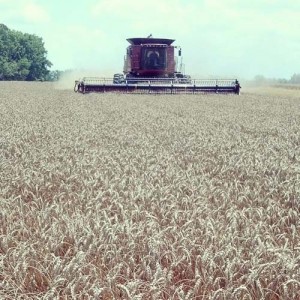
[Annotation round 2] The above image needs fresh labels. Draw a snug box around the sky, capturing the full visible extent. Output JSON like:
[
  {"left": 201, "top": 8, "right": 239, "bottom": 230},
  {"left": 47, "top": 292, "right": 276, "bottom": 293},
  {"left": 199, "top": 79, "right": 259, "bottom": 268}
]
[{"left": 0, "top": 0, "right": 299, "bottom": 79}]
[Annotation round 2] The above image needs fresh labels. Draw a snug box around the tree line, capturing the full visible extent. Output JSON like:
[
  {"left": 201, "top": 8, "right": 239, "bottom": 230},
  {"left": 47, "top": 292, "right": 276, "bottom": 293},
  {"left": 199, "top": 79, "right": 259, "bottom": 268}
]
[
  {"left": 253, "top": 74, "right": 300, "bottom": 85},
  {"left": 0, "top": 24, "right": 52, "bottom": 81}
]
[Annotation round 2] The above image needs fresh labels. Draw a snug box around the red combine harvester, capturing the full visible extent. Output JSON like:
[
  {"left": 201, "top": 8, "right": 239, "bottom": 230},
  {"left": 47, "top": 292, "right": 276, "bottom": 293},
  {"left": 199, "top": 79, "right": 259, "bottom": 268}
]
[{"left": 74, "top": 36, "right": 241, "bottom": 94}]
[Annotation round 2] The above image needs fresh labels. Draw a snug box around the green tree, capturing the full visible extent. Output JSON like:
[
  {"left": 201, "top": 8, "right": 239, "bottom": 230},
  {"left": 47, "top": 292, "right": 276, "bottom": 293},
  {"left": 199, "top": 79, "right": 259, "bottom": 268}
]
[
  {"left": 253, "top": 74, "right": 266, "bottom": 84},
  {"left": 290, "top": 73, "right": 300, "bottom": 84},
  {"left": 0, "top": 24, "right": 52, "bottom": 80},
  {"left": 45, "top": 69, "right": 63, "bottom": 81}
]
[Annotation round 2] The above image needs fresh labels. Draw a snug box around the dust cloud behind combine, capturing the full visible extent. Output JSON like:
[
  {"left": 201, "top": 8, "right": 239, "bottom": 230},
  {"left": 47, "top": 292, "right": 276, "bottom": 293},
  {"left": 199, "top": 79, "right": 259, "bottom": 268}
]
[{"left": 54, "top": 69, "right": 117, "bottom": 90}]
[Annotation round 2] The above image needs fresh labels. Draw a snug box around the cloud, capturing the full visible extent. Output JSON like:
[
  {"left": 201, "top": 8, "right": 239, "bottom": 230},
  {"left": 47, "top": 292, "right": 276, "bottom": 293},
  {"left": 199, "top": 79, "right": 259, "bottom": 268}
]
[
  {"left": 22, "top": 2, "right": 50, "bottom": 23},
  {"left": 0, "top": 0, "right": 50, "bottom": 24},
  {"left": 90, "top": 0, "right": 196, "bottom": 35}
]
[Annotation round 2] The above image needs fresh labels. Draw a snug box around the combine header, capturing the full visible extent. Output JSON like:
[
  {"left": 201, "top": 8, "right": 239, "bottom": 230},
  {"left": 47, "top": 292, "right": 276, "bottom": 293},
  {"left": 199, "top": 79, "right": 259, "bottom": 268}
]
[{"left": 74, "top": 36, "right": 241, "bottom": 95}]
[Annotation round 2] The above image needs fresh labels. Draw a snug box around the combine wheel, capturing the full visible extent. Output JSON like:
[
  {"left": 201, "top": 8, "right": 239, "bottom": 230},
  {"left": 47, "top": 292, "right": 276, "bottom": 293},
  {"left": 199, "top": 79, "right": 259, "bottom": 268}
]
[
  {"left": 182, "top": 75, "right": 192, "bottom": 84},
  {"left": 113, "top": 73, "right": 125, "bottom": 84}
]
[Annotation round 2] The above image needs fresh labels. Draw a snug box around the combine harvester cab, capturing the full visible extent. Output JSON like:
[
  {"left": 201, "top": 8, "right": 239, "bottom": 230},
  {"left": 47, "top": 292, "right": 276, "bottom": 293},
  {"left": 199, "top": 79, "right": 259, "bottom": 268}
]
[{"left": 74, "top": 36, "right": 241, "bottom": 95}]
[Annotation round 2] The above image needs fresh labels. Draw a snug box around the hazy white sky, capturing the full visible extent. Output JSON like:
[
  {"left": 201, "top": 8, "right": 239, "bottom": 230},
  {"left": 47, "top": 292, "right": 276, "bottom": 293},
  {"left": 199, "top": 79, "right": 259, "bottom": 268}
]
[{"left": 1, "top": 0, "right": 299, "bottom": 79}]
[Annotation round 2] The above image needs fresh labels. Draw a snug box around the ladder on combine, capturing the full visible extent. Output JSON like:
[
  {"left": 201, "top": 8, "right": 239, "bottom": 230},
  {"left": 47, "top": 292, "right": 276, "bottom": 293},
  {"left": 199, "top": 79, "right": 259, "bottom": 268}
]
[{"left": 74, "top": 77, "right": 241, "bottom": 95}]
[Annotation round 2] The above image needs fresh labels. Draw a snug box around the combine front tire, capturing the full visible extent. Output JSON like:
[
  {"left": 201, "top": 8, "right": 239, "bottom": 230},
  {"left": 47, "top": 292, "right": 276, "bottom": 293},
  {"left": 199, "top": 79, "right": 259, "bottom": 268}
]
[{"left": 113, "top": 73, "right": 125, "bottom": 84}]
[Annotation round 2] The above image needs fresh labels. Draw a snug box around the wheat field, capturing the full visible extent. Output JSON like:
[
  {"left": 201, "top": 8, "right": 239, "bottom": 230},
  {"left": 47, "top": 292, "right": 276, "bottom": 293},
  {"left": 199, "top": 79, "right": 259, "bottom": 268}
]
[{"left": 0, "top": 82, "right": 300, "bottom": 299}]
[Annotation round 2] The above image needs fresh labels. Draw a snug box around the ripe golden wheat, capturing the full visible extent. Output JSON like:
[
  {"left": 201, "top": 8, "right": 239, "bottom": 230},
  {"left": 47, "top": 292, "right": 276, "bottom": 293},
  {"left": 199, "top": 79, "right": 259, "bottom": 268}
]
[{"left": 0, "top": 82, "right": 299, "bottom": 299}]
